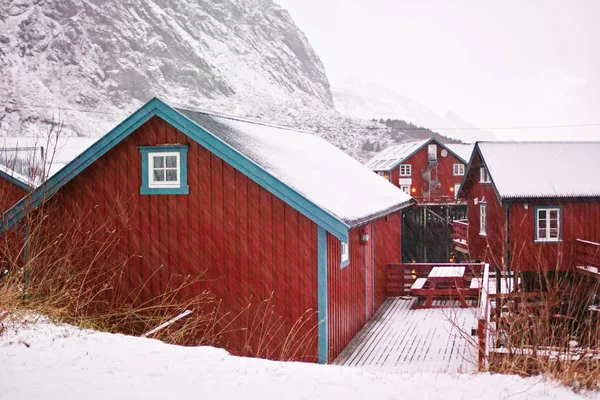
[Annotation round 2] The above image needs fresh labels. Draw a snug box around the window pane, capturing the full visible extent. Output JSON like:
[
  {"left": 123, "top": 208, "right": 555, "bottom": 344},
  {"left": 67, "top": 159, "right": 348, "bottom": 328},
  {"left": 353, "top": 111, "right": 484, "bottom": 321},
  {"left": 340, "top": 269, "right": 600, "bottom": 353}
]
[
  {"left": 539, "top": 219, "right": 547, "bottom": 229},
  {"left": 539, "top": 228, "right": 547, "bottom": 238},
  {"left": 165, "top": 169, "right": 178, "bottom": 182},
  {"left": 153, "top": 156, "right": 164, "bottom": 168},
  {"left": 550, "top": 228, "right": 558, "bottom": 238},
  {"left": 550, "top": 210, "right": 558, "bottom": 220},
  {"left": 153, "top": 170, "right": 165, "bottom": 182},
  {"left": 538, "top": 210, "right": 546, "bottom": 220},
  {"left": 165, "top": 155, "right": 178, "bottom": 168},
  {"left": 549, "top": 218, "right": 558, "bottom": 229}
]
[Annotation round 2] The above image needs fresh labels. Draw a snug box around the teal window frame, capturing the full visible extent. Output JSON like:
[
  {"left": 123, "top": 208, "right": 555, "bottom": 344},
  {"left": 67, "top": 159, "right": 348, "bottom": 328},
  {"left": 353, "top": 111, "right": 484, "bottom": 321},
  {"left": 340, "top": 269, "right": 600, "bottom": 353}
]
[
  {"left": 340, "top": 240, "right": 350, "bottom": 269},
  {"left": 139, "top": 145, "right": 189, "bottom": 195}
]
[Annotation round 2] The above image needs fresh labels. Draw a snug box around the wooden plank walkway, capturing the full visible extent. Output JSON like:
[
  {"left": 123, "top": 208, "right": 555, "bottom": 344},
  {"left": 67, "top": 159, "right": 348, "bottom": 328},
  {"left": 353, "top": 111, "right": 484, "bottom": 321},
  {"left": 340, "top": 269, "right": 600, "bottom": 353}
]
[{"left": 333, "top": 297, "right": 478, "bottom": 373}]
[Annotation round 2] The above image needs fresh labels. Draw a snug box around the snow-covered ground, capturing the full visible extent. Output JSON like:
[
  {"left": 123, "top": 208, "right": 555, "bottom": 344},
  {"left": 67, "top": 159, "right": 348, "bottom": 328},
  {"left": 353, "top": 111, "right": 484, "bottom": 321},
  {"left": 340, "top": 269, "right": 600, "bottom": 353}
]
[{"left": 0, "top": 316, "right": 590, "bottom": 399}]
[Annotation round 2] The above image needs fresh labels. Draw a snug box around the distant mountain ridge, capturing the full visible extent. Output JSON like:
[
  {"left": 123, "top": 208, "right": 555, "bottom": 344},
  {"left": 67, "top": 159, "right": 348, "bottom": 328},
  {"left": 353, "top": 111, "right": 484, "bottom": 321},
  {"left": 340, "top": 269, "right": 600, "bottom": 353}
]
[
  {"left": 0, "top": 0, "right": 464, "bottom": 162},
  {"left": 333, "top": 78, "right": 497, "bottom": 143}
]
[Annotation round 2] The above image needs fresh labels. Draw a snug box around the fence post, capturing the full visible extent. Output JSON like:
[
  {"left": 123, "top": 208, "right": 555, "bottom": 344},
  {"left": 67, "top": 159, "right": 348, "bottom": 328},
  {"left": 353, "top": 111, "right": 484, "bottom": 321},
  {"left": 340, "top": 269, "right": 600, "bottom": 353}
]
[{"left": 478, "top": 318, "right": 486, "bottom": 370}]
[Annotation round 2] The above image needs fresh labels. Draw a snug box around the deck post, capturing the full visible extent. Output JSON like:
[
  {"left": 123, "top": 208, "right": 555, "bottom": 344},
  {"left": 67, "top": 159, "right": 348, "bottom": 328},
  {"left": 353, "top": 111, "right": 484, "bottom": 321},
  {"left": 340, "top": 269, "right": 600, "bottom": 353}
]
[{"left": 477, "top": 318, "right": 486, "bottom": 370}]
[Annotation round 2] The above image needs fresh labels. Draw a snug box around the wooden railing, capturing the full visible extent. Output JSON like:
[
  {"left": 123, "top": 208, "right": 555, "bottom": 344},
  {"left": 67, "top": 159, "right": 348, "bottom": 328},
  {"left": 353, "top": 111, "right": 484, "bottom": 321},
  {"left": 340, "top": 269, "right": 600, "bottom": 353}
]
[
  {"left": 452, "top": 219, "right": 469, "bottom": 253},
  {"left": 386, "top": 262, "right": 486, "bottom": 297},
  {"left": 575, "top": 239, "right": 600, "bottom": 268},
  {"left": 414, "top": 196, "right": 466, "bottom": 205}
]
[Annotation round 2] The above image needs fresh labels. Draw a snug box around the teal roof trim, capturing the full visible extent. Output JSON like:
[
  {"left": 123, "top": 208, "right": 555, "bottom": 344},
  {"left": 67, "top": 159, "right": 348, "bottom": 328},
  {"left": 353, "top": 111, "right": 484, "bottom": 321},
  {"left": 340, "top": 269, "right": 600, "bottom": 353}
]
[
  {"left": 0, "top": 169, "right": 32, "bottom": 192},
  {"left": 2, "top": 98, "right": 351, "bottom": 241}
]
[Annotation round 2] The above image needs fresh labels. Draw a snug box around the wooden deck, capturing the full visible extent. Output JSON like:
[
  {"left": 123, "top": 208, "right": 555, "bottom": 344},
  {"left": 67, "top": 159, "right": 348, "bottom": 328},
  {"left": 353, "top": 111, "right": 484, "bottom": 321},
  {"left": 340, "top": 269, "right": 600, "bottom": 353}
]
[{"left": 333, "top": 297, "right": 478, "bottom": 373}]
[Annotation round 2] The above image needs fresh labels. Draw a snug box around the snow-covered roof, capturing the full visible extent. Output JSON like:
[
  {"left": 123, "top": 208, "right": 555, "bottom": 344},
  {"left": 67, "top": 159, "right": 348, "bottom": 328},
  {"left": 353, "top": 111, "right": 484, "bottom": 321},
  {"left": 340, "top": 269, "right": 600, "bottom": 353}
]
[
  {"left": 178, "top": 108, "right": 413, "bottom": 225},
  {"left": 478, "top": 142, "right": 600, "bottom": 199},
  {"left": 0, "top": 163, "right": 35, "bottom": 190},
  {"left": 364, "top": 139, "right": 429, "bottom": 171},
  {"left": 445, "top": 144, "right": 474, "bottom": 164}
]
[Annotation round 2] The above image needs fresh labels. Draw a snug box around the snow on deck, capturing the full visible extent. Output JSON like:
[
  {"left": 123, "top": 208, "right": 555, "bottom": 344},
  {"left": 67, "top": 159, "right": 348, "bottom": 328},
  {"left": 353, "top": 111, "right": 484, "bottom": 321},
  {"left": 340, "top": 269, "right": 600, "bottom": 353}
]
[{"left": 334, "top": 297, "right": 478, "bottom": 373}]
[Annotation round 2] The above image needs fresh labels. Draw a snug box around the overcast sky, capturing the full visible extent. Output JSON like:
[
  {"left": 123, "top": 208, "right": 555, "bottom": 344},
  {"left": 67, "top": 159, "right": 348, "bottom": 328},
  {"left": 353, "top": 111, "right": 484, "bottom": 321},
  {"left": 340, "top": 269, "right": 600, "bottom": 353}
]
[{"left": 277, "top": 0, "right": 600, "bottom": 140}]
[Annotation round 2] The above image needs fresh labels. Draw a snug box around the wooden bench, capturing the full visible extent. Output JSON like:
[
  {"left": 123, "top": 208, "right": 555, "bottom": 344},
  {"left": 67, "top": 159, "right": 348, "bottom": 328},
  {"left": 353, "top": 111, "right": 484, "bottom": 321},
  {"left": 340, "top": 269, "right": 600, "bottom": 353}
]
[{"left": 411, "top": 278, "right": 427, "bottom": 291}]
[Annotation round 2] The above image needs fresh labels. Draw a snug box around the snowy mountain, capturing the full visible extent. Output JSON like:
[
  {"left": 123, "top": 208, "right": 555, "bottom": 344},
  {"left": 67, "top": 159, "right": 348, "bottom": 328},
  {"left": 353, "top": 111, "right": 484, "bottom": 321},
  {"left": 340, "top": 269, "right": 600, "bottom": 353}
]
[
  {"left": 333, "top": 78, "right": 497, "bottom": 142},
  {"left": 0, "top": 0, "right": 407, "bottom": 161}
]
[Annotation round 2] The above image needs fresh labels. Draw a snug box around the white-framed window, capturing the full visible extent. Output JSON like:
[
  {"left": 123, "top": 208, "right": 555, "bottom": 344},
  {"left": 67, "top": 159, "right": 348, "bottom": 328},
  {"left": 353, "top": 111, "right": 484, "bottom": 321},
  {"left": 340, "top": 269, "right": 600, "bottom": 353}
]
[
  {"left": 428, "top": 144, "right": 437, "bottom": 160},
  {"left": 399, "top": 164, "right": 411, "bottom": 176},
  {"left": 139, "top": 145, "right": 189, "bottom": 195},
  {"left": 340, "top": 241, "right": 349, "bottom": 268},
  {"left": 536, "top": 207, "right": 561, "bottom": 242},
  {"left": 480, "top": 166, "right": 491, "bottom": 183},
  {"left": 400, "top": 185, "right": 410, "bottom": 194},
  {"left": 479, "top": 203, "right": 487, "bottom": 235},
  {"left": 149, "top": 152, "right": 180, "bottom": 188},
  {"left": 453, "top": 163, "right": 465, "bottom": 176},
  {"left": 454, "top": 183, "right": 461, "bottom": 199}
]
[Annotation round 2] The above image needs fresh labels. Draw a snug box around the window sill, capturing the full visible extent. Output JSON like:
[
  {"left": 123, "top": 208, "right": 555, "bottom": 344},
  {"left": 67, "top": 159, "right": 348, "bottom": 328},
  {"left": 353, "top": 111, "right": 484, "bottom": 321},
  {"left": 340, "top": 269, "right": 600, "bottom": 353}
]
[
  {"left": 534, "top": 239, "right": 562, "bottom": 244},
  {"left": 479, "top": 232, "right": 487, "bottom": 237},
  {"left": 141, "top": 186, "right": 190, "bottom": 195},
  {"left": 479, "top": 181, "right": 492, "bottom": 184}
]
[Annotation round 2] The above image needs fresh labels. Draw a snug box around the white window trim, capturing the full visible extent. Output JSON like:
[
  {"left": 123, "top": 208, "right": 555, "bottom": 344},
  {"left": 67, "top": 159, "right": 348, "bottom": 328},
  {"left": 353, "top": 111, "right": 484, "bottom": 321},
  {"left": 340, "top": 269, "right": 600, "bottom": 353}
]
[
  {"left": 479, "top": 203, "right": 487, "bottom": 236},
  {"left": 400, "top": 185, "right": 410, "bottom": 194},
  {"left": 536, "top": 207, "right": 561, "bottom": 242},
  {"left": 341, "top": 241, "right": 349, "bottom": 264},
  {"left": 148, "top": 152, "right": 181, "bottom": 188},
  {"left": 453, "top": 163, "right": 465, "bottom": 176},
  {"left": 454, "top": 183, "right": 461, "bottom": 199},
  {"left": 428, "top": 144, "right": 437, "bottom": 160},
  {"left": 399, "top": 164, "right": 412, "bottom": 177},
  {"left": 479, "top": 166, "right": 491, "bottom": 183}
]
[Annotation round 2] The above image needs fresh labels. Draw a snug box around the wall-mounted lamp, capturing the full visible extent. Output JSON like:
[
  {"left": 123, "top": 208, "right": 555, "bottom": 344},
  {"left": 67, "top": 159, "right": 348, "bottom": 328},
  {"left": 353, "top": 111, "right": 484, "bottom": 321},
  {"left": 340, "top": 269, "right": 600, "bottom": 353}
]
[{"left": 360, "top": 232, "right": 370, "bottom": 244}]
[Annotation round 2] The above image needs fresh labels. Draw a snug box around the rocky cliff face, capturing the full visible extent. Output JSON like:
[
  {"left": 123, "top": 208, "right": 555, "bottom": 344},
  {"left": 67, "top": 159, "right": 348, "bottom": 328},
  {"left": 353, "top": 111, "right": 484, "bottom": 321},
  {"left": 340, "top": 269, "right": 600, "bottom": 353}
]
[
  {"left": 0, "top": 0, "right": 334, "bottom": 131},
  {"left": 0, "top": 0, "right": 443, "bottom": 162}
]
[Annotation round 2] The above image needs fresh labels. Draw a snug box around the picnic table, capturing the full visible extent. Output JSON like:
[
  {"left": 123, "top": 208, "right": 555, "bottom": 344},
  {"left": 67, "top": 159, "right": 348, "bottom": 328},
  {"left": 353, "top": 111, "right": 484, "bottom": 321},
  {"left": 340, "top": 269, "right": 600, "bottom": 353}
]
[{"left": 411, "top": 266, "right": 473, "bottom": 308}]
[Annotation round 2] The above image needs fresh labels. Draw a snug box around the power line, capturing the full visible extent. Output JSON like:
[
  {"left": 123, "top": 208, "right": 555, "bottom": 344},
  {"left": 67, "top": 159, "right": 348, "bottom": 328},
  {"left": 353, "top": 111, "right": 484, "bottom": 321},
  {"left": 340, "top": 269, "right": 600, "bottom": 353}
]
[{"left": 4, "top": 100, "right": 600, "bottom": 131}]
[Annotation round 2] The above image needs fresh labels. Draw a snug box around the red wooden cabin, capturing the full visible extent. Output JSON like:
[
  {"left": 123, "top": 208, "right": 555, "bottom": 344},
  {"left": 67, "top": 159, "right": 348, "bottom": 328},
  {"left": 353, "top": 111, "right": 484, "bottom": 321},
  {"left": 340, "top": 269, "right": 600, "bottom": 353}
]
[
  {"left": 2, "top": 98, "right": 414, "bottom": 364},
  {"left": 0, "top": 165, "right": 31, "bottom": 213},
  {"left": 455, "top": 142, "right": 600, "bottom": 289},
  {"left": 365, "top": 138, "right": 473, "bottom": 203}
]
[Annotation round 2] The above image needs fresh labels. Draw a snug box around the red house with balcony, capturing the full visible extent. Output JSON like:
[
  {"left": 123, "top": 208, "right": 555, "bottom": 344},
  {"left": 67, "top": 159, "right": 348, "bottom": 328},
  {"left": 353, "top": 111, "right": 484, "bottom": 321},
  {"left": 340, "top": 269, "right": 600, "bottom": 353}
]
[
  {"left": 2, "top": 98, "right": 414, "bottom": 364},
  {"left": 366, "top": 138, "right": 473, "bottom": 203},
  {"left": 455, "top": 141, "right": 600, "bottom": 289}
]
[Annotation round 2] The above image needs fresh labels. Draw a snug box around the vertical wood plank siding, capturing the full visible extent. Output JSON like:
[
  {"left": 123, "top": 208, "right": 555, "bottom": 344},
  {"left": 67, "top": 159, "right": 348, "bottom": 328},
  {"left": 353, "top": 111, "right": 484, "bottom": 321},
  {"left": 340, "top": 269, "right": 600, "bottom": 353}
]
[
  {"left": 0, "top": 177, "right": 28, "bottom": 213},
  {"left": 389, "top": 143, "right": 465, "bottom": 198},
  {"left": 326, "top": 211, "right": 402, "bottom": 362},
  {"left": 28, "top": 116, "right": 319, "bottom": 361}
]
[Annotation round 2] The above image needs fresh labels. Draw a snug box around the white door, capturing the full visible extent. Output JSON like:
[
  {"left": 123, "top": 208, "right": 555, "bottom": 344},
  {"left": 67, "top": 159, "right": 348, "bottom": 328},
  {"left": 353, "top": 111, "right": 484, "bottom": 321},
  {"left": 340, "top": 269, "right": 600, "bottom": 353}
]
[{"left": 454, "top": 183, "right": 461, "bottom": 199}]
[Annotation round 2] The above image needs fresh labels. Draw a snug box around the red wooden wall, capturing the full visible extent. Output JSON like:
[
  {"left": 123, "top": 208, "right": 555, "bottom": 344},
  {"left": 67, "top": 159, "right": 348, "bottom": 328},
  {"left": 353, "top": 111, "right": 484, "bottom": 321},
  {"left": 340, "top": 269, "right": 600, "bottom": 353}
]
[
  {"left": 464, "top": 151, "right": 507, "bottom": 270},
  {"left": 0, "top": 176, "right": 28, "bottom": 213},
  {"left": 508, "top": 201, "right": 600, "bottom": 272},
  {"left": 26, "top": 116, "right": 320, "bottom": 361},
  {"left": 389, "top": 142, "right": 465, "bottom": 199},
  {"left": 326, "top": 211, "right": 402, "bottom": 362},
  {"left": 373, "top": 212, "right": 402, "bottom": 309}
]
